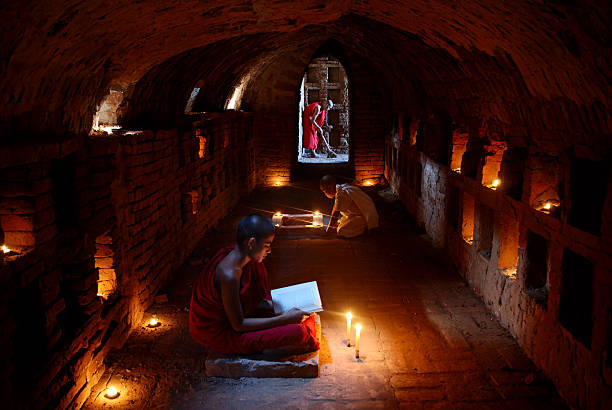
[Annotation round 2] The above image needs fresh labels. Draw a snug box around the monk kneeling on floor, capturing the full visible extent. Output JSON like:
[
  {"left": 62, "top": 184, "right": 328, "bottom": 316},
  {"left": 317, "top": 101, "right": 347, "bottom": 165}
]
[
  {"left": 320, "top": 175, "right": 379, "bottom": 238},
  {"left": 189, "top": 214, "right": 319, "bottom": 354}
]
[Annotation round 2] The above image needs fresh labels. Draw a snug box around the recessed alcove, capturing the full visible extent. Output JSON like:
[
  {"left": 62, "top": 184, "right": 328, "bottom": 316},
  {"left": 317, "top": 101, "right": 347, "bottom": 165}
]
[
  {"left": 462, "top": 193, "right": 475, "bottom": 244},
  {"left": 567, "top": 157, "right": 608, "bottom": 236},
  {"left": 560, "top": 249, "right": 593, "bottom": 348},
  {"left": 475, "top": 203, "right": 494, "bottom": 259},
  {"left": 96, "top": 232, "right": 117, "bottom": 300},
  {"left": 495, "top": 214, "right": 519, "bottom": 277},
  {"left": 527, "top": 153, "right": 562, "bottom": 215},
  {"left": 498, "top": 148, "right": 527, "bottom": 201},
  {"left": 450, "top": 130, "right": 468, "bottom": 172},
  {"left": 481, "top": 141, "right": 506, "bottom": 188},
  {"left": 524, "top": 231, "right": 548, "bottom": 301}
]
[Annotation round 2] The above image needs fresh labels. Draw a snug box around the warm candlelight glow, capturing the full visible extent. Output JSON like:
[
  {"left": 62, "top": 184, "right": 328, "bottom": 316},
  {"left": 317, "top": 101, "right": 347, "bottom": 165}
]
[
  {"left": 364, "top": 180, "right": 373, "bottom": 186},
  {"left": 274, "top": 181, "right": 281, "bottom": 186},
  {"left": 272, "top": 212, "right": 283, "bottom": 227},
  {"left": 105, "top": 386, "right": 119, "bottom": 399},
  {"left": 346, "top": 312, "right": 352, "bottom": 347},
  {"left": 492, "top": 179, "right": 501, "bottom": 188},
  {"left": 312, "top": 211, "right": 323, "bottom": 226},
  {"left": 453, "top": 168, "right": 461, "bottom": 173},
  {"left": 544, "top": 202, "right": 551, "bottom": 210},
  {"left": 355, "top": 323, "right": 362, "bottom": 358},
  {"left": 1, "top": 245, "right": 10, "bottom": 254},
  {"left": 147, "top": 318, "right": 161, "bottom": 328}
]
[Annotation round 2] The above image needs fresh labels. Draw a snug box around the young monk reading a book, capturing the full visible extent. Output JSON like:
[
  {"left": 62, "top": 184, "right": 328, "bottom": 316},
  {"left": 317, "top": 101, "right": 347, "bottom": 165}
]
[{"left": 189, "top": 214, "right": 320, "bottom": 354}]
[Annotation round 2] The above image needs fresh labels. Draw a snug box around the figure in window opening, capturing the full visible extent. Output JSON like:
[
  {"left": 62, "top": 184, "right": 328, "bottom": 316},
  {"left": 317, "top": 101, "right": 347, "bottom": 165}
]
[{"left": 302, "top": 99, "right": 337, "bottom": 158}]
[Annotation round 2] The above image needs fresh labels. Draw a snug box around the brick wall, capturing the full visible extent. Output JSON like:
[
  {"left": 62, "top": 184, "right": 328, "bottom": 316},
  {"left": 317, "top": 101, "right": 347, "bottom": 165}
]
[
  {"left": 386, "top": 130, "right": 612, "bottom": 409},
  {"left": 0, "top": 112, "right": 255, "bottom": 408}
]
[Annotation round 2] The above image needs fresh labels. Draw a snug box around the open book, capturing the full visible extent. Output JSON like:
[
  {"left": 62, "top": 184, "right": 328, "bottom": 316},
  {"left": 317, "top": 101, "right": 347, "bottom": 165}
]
[{"left": 271, "top": 281, "right": 323, "bottom": 315}]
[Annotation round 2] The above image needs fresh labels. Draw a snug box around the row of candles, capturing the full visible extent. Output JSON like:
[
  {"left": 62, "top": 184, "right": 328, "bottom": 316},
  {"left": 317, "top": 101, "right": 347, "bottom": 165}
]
[
  {"left": 272, "top": 211, "right": 324, "bottom": 227},
  {"left": 346, "top": 312, "right": 362, "bottom": 359},
  {"left": 452, "top": 170, "right": 559, "bottom": 214}
]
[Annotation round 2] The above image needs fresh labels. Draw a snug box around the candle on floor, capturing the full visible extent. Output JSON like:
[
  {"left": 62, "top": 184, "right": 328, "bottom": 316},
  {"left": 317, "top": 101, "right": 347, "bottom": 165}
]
[
  {"left": 272, "top": 212, "right": 283, "bottom": 226},
  {"left": 346, "top": 312, "right": 352, "bottom": 347},
  {"left": 355, "top": 323, "right": 362, "bottom": 359},
  {"left": 313, "top": 211, "right": 323, "bottom": 226},
  {"left": 105, "top": 386, "right": 120, "bottom": 399}
]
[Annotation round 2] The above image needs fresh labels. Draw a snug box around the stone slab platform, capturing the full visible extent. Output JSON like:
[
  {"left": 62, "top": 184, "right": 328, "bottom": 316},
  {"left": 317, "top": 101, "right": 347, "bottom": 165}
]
[{"left": 205, "top": 315, "right": 321, "bottom": 378}]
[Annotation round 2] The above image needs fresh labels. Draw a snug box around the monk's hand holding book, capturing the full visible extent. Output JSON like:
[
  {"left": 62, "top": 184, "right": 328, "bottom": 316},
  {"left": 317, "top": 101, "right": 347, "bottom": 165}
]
[{"left": 282, "top": 307, "right": 309, "bottom": 324}]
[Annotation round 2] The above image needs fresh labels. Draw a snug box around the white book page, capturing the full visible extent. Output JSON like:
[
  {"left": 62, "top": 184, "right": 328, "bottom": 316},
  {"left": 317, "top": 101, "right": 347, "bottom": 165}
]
[{"left": 271, "top": 281, "right": 323, "bottom": 314}]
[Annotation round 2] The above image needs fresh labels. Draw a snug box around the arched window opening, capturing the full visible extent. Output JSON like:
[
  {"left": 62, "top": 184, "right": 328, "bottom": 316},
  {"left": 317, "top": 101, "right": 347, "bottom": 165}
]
[
  {"left": 298, "top": 56, "right": 349, "bottom": 163},
  {"left": 91, "top": 89, "right": 124, "bottom": 134},
  {"left": 225, "top": 72, "right": 253, "bottom": 111},
  {"left": 185, "top": 88, "right": 201, "bottom": 114}
]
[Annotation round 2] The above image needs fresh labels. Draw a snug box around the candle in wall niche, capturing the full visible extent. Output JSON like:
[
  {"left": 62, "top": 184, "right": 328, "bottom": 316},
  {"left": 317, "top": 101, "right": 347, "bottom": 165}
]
[
  {"left": 492, "top": 179, "right": 501, "bottom": 189},
  {"left": 346, "top": 312, "right": 352, "bottom": 346},
  {"left": 272, "top": 212, "right": 283, "bottom": 227},
  {"left": 355, "top": 323, "right": 362, "bottom": 359}
]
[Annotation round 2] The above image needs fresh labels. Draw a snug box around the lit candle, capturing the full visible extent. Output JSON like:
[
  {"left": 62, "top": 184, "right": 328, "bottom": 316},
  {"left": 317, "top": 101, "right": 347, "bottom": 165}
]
[
  {"left": 346, "top": 312, "right": 352, "bottom": 347},
  {"left": 1, "top": 245, "right": 10, "bottom": 254},
  {"left": 313, "top": 211, "right": 323, "bottom": 226},
  {"left": 147, "top": 318, "right": 161, "bottom": 328},
  {"left": 274, "top": 181, "right": 281, "bottom": 186},
  {"left": 492, "top": 179, "right": 501, "bottom": 189},
  {"left": 355, "top": 323, "right": 362, "bottom": 358},
  {"left": 105, "top": 386, "right": 120, "bottom": 399},
  {"left": 453, "top": 168, "right": 461, "bottom": 173},
  {"left": 272, "top": 212, "right": 283, "bottom": 226},
  {"left": 544, "top": 202, "right": 551, "bottom": 210}
]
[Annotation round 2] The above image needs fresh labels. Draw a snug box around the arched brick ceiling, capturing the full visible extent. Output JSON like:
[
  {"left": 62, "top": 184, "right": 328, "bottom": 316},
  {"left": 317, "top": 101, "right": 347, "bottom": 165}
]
[{"left": 1, "top": 1, "right": 610, "bottom": 140}]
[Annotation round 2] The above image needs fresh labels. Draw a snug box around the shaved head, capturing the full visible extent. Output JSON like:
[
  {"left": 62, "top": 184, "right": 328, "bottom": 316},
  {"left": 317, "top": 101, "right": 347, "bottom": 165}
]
[
  {"left": 320, "top": 174, "right": 337, "bottom": 198},
  {"left": 236, "top": 214, "right": 275, "bottom": 251}
]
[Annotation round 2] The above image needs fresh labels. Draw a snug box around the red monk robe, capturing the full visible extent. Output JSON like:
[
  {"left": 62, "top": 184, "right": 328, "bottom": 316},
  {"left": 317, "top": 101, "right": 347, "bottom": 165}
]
[
  {"left": 302, "top": 102, "right": 326, "bottom": 150},
  {"left": 189, "top": 244, "right": 319, "bottom": 354}
]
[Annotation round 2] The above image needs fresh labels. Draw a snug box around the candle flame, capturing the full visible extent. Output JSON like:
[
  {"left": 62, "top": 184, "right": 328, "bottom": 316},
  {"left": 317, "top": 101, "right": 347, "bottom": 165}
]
[
  {"left": 492, "top": 179, "right": 501, "bottom": 188},
  {"left": 544, "top": 202, "right": 551, "bottom": 210},
  {"left": 274, "top": 212, "right": 281, "bottom": 216},
  {"left": 346, "top": 312, "right": 352, "bottom": 320},
  {"left": 314, "top": 211, "right": 320, "bottom": 215},
  {"left": 105, "top": 386, "right": 119, "bottom": 399},
  {"left": 453, "top": 168, "right": 461, "bottom": 173},
  {"left": 364, "top": 180, "right": 373, "bottom": 186},
  {"left": 355, "top": 323, "right": 362, "bottom": 331},
  {"left": 149, "top": 318, "right": 158, "bottom": 326},
  {"left": 274, "top": 181, "right": 281, "bottom": 186},
  {"left": 1, "top": 245, "right": 10, "bottom": 254}
]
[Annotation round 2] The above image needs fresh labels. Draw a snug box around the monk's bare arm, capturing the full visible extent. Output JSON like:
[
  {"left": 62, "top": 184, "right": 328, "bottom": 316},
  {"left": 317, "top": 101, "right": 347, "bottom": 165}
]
[
  {"left": 219, "top": 267, "right": 305, "bottom": 332},
  {"left": 326, "top": 203, "right": 337, "bottom": 232}
]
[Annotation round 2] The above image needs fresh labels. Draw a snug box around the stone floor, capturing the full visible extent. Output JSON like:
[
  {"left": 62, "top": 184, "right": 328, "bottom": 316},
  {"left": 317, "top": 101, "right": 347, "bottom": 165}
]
[
  {"left": 83, "top": 182, "right": 567, "bottom": 409},
  {"left": 298, "top": 153, "right": 349, "bottom": 163}
]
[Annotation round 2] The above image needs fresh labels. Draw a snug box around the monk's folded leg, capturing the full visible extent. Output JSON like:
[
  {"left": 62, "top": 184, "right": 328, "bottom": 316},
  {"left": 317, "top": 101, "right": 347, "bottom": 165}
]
[{"left": 236, "top": 315, "right": 319, "bottom": 355}]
